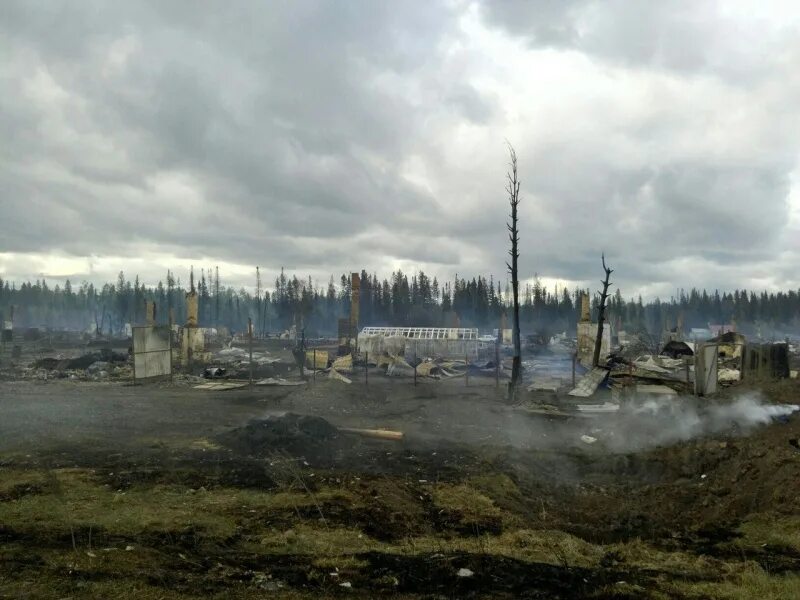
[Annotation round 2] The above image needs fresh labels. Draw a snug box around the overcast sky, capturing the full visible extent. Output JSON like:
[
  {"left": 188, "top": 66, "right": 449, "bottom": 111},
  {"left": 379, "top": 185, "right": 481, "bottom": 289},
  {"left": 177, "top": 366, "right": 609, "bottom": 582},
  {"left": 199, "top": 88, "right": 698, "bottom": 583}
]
[{"left": 2, "top": 0, "right": 800, "bottom": 300}]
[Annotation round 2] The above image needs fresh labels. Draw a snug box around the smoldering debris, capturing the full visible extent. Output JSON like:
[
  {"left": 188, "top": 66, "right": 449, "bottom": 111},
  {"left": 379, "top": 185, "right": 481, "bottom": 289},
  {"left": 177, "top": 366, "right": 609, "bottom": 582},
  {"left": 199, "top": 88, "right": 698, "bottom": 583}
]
[
  {"left": 218, "top": 412, "right": 341, "bottom": 465},
  {"left": 583, "top": 394, "right": 799, "bottom": 452},
  {"left": 630, "top": 394, "right": 798, "bottom": 431}
]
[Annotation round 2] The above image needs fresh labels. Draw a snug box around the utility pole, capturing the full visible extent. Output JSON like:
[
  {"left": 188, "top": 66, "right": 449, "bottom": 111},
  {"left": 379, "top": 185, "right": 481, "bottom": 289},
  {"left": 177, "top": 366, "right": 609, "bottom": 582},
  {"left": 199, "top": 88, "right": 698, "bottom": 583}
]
[
  {"left": 214, "top": 266, "right": 220, "bottom": 331},
  {"left": 248, "top": 317, "right": 253, "bottom": 387},
  {"left": 255, "top": 266, "right": 262, "bottom": 338}
]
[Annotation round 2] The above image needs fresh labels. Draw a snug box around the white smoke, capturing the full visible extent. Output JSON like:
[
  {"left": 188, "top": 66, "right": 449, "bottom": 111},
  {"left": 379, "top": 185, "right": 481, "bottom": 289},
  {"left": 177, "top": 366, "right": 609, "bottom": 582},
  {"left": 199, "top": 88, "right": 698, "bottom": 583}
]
[{"left": 602, "top": 393, "right": 800, "bottom": 451}]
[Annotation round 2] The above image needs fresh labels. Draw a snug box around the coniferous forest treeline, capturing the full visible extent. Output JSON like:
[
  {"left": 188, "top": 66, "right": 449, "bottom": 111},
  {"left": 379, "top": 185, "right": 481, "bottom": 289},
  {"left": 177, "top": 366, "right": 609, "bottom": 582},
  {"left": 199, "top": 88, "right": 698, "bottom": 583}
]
[{"left": 1, "top": 268, "right": 799, "bottom": 339}]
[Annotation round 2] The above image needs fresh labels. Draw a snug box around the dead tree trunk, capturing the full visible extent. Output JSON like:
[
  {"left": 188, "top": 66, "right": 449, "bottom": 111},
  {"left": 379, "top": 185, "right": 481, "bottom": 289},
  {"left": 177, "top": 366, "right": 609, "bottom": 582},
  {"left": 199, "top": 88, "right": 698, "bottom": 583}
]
[
  {"left": 505, "top": 143, "right": 522, "bottom": 396},
  {"left": 592, "top": 254, "right": 614, "bottom": 367}
]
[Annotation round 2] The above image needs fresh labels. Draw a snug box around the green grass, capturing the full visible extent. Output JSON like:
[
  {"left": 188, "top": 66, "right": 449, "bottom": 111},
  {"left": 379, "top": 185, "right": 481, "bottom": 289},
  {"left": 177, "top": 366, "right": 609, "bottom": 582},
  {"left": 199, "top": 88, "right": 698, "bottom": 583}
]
[
  {"left": 3, "top": 466, "right": 800, "bottom": 598},
  {"left": 735, "top": 514, "right": 800, "bottom": 552},
  {"left": 668, "top": 564, "right": 800, "bottom": 600}
]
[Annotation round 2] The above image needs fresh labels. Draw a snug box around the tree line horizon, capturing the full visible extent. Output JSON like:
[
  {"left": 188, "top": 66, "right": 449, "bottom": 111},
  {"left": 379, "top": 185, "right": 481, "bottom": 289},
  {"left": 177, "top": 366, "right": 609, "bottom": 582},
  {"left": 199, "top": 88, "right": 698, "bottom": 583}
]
[{"left": 1, "top": 268, "right": 799, "bottom": 338}]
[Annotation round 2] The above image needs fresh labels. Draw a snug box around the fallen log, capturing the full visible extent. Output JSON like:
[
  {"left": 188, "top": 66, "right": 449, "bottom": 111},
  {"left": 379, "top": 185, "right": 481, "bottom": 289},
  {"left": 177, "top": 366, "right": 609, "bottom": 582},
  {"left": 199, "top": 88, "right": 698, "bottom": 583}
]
[{"left": 339, "top": 427, "right": 404, "bottom": 441}]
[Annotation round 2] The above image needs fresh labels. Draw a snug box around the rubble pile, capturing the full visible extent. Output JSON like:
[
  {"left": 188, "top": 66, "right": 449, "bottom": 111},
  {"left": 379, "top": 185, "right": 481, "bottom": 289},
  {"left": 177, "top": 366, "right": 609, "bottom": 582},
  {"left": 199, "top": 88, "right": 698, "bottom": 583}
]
[
  {"left": 205, "top": 344, "right": 295, "bottom": 380},
  {"left": 19, "top": 350, "right": 133, "bottom": 381},
  {"left": 218, "top": 412, "right": 343, "bottom": 466}
]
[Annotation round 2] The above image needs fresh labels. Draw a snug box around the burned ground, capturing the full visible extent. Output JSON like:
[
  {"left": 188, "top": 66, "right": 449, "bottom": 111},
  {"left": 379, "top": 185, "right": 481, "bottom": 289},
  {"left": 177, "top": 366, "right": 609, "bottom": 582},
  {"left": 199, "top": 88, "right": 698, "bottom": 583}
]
[{"left": 1, "top": 378, "right": 799, "bottom": 598}]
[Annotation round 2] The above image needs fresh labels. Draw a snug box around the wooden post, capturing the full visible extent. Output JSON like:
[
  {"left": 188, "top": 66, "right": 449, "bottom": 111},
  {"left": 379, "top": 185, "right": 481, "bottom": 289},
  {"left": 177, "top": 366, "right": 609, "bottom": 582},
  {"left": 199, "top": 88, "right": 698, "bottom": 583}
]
[
  {"left": 495, "top": 338, "right": 500, "bottom": 388},
  {"left": 313, "top": 347, "right": 316, "bottom": 383},
  {"left": 248, "top": 317, "right": 253, "bottom": 388},
  {"left": 168, "top": 310, "right": 174, "bottom": 382},
  {"left": 365, "top": 351, "right": 368, "bottom": 385},
  {"left": 414, "top": 350, "right": 417, "bottom": 386},
  {"left": 168, "top": 327, "right": 173, "bottom": 383},
  {"left": 572, "top": 352, "right": 576, "bottom": 387},
  {"left": 740, "top": 344, "right": 746, "bottom": 382},
  {"left": 300, "top": 328, "right": 305, "bottom": 380},
  {"left": 465, "top": 351, "right": 469, "bottom": 387}
]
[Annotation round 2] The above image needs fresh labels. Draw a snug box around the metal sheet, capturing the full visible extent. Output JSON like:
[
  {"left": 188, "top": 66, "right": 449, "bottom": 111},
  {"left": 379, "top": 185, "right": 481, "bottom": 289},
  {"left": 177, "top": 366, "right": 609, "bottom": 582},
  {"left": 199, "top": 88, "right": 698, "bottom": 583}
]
[
  {"left": 194, "top": 382, "right": 247, "bottom": 390},
  {"left": 133, "top": 326, "right": 170, "bottom": 353},
  {"left": 568, "top": 367, "right": 608, "bottom": 397},
  {"left": 133, "top": 325, "right": 172, "bottom": 381},
  {"left": 694, "top": 343, "right": 718, "bottom": 396},
  {"left": 134, "top": 351, "right": 171, "bottom": 379}
]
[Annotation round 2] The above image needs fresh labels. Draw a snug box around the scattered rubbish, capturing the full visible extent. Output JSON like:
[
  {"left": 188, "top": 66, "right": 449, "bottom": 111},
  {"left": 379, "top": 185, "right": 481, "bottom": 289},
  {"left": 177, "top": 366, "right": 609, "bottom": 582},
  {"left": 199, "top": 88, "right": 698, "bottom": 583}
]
[
  {"left": 580, "top": 435, "right": 598, "bottom": 444},
  {"left": 456, "top": 568, "right": 474, "bottom": 578},
  {"left": 520, "top": 406, "right": 576, "bottom": 419},
  {"left": 576, "top": 402, "right": 619, "bottom": 413},
  {"left": 661, "top": 340, "right": 694, "bottom": 359},
  {"left": 67, "top": 353, "right": 105, "bottom": 370},
  {"left": 193, "top": 381, "right": 248, "bottom": 391},
  {"left": 568, "top": 368, "right": 608, "bottom": 397},
  {"left": 339, "top": 582, "right": 352, "bottom": 588},
  {"left": 528, "top": 379, "right": 560, "bottom": 393},
  {"left": 255, "top": 377, "right": 306, "bottom": 386},
  {"left": 217, "top": 347, "right": 249, "bottom": 358},
  {"left": 253, "top": 573, "right": 283, "bottom": 591},
  {"left": 87, "top": 360, "right": 110, "bottom": 373},
  {"left": 633, "top": 355, "right": 685, "bottom": 375},
  {"left": 387, "top": 356, "right": 415, "bottom": 377},
  {"left": 331, "top": 354, "right": 353, "bottom": 373},
  {"left": 329, "top": 368, "right": 352, "bottom": 384},
  {"left": 203, "top": 366, "right": 227, "bottom": 379},
  {"left": 635, "top": 384, "right": 678, "bottom": 397},
  {"left": 718, "top": 368, "right": 741, "bottom": 383}
]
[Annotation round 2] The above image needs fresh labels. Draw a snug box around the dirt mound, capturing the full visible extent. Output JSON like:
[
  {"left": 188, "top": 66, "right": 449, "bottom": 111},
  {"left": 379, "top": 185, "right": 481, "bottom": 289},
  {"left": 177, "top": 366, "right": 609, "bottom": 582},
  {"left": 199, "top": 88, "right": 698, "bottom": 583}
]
[
  {"left": 32, "top": 357, "right": 63, "bottom": 370},
  {"left": 218, "top": 413, "right": 341, "bottom": 465},
  {"left": 217, "top": 412, "right": 485, "bottom": 479},
  {"left": 521, "top": 411, "right": 800, "bottom": 547}
]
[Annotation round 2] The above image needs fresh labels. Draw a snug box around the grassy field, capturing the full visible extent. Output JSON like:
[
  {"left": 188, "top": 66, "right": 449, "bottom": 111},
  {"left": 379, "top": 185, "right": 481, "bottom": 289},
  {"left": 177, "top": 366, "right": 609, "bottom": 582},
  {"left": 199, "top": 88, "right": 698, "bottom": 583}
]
[
  {"left": 2, "top": 458, "right": 799, "bottom": 598},
  {"left": 1, "top": 379, "right": 799, "bottom": 598}
]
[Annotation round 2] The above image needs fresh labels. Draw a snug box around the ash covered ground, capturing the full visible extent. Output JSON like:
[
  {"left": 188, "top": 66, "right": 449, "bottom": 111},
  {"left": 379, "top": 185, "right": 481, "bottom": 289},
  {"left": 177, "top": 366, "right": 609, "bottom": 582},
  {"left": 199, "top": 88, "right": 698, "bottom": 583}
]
[{"left": 1, "top": 377, "right": 799, "bottom": 599}]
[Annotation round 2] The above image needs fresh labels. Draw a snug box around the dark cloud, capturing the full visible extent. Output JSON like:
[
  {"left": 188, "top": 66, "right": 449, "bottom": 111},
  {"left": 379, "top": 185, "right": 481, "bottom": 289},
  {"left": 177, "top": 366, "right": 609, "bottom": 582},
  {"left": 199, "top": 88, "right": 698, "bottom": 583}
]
[
  {"left": 478, "top": 0, "right": 787, "bottom": 82},
  {"left": 1, "top": 0, "right": 799, "bottom": 298}
]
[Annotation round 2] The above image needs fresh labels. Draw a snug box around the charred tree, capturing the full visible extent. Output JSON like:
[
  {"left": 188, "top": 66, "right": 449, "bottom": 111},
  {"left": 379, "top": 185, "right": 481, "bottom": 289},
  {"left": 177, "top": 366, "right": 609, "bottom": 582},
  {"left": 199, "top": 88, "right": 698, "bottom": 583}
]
[
  {"left": 93, "top": 304, "right": 106, "bottom": 338},
  {"left": 505, "top": 143, "right": 522, "bottom": 396},
  {"left": 592, "top": 254, "right": 614, "bottom": 367}
]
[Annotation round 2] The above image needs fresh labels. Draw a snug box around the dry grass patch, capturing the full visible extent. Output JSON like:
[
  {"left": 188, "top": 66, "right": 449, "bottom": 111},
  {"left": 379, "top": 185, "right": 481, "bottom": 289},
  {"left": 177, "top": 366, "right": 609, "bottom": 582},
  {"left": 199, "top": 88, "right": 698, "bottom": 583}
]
[
  {"left": 735, "top": 514, "right": 800, "bottom": 552},
  {"left": 0, "top": 467, "right": 51, "bottom": 499},
  {"left": 668, "top": 564, "right": 800, "bottom": 599}
]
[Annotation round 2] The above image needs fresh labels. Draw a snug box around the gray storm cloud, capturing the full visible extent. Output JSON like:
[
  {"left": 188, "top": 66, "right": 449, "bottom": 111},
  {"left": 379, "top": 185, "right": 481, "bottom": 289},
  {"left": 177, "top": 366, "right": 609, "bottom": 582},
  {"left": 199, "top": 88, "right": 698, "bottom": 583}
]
[{"left": 1, "top": 0, "right": 799, "bottom": 295}]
